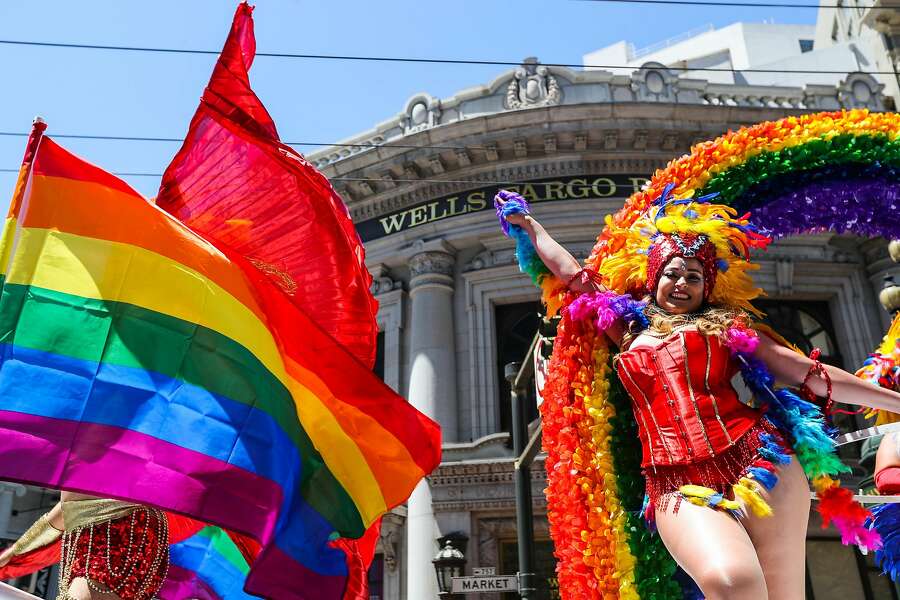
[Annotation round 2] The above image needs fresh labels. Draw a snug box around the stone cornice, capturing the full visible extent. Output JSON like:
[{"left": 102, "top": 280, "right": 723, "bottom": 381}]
[
  {"left": 320, "top": 99, "right": 878, "bottom": 222},
  {"left": 310, "top": 59, "right": 885, "bottom": 172}
]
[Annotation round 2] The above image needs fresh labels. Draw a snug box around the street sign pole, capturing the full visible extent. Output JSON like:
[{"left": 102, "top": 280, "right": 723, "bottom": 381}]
[{"left": 506, "top": 362, "right": 536, "bottom": 599}]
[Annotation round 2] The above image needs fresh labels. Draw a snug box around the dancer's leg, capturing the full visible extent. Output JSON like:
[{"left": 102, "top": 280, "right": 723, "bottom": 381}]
[
  {"left": 655, "top": 499, "right": 768, "bottom": 600},
  {"left": 742, "top": 457, "right": 810, "bottom": 600}
]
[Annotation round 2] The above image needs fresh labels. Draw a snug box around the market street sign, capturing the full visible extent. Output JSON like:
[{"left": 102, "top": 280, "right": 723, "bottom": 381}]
[
  {"left": 355, "top": 174, "right": 650, "bottom": 242},
  {"left": 451, "top": 575, "right": 519, "bottom": 593}
]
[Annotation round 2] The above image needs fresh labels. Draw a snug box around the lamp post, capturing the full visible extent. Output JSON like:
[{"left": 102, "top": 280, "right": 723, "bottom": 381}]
[
  {"left": 880, "top": 274, "right": 900, "bottom": 315},
  {"left": 433, "top": 539, "right": 466, "bottom": 599}
]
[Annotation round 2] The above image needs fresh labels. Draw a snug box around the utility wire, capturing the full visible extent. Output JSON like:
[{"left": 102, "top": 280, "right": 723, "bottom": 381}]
[
  {"left": 0, "top": 167, "right": 633, "bottom": 190},
  {"left": 577, "top": 0, "right": 893, "bottom": 8},
  {"left": 0, "top": 131, "right": 489, "bottom": 151},
  {"left": 0, "top": 38, "right": 896, "bottom": 75}
]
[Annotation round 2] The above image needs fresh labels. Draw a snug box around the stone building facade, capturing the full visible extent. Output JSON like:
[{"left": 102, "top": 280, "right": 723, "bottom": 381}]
[{"left": 309, "top": 59, "right": 899, "bottom": 600}]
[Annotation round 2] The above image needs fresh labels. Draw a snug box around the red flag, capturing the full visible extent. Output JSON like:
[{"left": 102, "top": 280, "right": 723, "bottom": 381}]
[
  {"left": 155, "top": 4, "right": 385, "bottom": 596},
  {"left": 156, "top": 2, "right": 378, "bottom": 369}
]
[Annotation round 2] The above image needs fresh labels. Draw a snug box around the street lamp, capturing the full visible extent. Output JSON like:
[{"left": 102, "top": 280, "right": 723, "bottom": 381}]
[
  {"left": 432, "top": 539, "right": 466, "bottom": 598},
  {"left": 881, "top": 275, "right": 900, "bottom": 315}
]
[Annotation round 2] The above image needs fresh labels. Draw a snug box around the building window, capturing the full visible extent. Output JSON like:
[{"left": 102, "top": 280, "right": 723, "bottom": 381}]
[
  {"left": 753, "top": 299, "right": 867, "bottom": 457},
  {"left": 800, "top": 39, "right": 814, "bottom": 53},
  {"left": 753, "top": 300, "right": 842, "bottom": 367},
  {"left": 368, "top": 553, "right": 384, "bottom": 600},
  {"left": 495, "top": 302, "right": 542, "bottom": 434},
  {"left": 373, "top": 331, "right": 385, "bottom": 381}
]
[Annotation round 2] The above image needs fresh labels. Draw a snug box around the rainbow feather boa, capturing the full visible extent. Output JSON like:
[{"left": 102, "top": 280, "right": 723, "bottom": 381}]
[
  {"left": 494, "top": 190, "right": 567, "bottom": 315},
  {"left": 727, "top": 325, "right": 881, "bottom": 550}
]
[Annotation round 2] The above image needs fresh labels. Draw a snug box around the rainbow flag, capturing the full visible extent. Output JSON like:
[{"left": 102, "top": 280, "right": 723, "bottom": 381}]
[
  {"left": 0, "top": 128, "right": 441, "bottom": 599},
  {"left": 164, "top": 526, "right": 255, "bottom": 600}
]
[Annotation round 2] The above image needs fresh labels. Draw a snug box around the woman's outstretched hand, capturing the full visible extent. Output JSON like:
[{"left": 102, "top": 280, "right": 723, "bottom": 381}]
[
  {"left": 496, "top": 198, "right": 529, "bottom": 227},
  {"left": 494, "top": 190, "right": 533, "bottom": 233}
]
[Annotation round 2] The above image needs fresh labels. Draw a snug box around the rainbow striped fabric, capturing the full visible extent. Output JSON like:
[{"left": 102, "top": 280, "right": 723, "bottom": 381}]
[
  {"left": 164, "top": 526, "right": 254, "bottom": 599},
  {"left": 0, "top": 132, "right": 441, "bottom": 599}
]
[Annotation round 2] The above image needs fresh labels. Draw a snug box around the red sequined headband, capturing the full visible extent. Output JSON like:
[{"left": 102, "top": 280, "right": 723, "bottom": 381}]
[{"left": 646, "top": 233, "right": 718, "bottom": 299}]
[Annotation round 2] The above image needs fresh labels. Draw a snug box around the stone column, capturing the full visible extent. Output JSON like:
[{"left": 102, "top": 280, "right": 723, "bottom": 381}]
[{"left": 406, "top": 242, "right": 456, "bottom": 600}]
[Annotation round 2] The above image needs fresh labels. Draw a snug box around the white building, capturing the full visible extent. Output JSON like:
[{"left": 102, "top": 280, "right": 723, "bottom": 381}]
[{"left": 585, "top": 5, "right": 899, "bottom": 104}]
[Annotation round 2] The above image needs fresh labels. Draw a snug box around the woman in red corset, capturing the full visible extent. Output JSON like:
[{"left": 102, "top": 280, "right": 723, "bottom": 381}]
[{"left": 497, "top": 189, "right": 900, "bottom": 600}]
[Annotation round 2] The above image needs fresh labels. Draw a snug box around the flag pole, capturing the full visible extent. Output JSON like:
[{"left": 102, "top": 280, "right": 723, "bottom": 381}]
[{"left": 8, "top": 117, "right": 47, "bottom": 219}]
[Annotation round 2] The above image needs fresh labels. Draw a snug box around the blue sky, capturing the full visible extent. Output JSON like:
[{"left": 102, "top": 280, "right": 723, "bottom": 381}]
[{"left": 0, "top": 0, "right": 817, "bottom": 207}]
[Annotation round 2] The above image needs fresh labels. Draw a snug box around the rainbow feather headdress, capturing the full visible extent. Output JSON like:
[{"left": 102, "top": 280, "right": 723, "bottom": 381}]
[{"left": 598, "top": 184, "right": 771, "bottom": 314}]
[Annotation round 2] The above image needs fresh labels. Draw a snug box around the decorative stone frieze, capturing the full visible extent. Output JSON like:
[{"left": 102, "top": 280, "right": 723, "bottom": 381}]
[
  {"left": 429, "top": 156, "right": 446, "bottom": 175},
  {"left": 409, "top": 250, "right": 455, "bottom": 279},
  {"left": 430, "top": 459, "right": 548, "bottom": 512},
  {"left": 402, "top": 162, "right": 421, "bottom": 180},
  {"left": 662, "top": 133, "right": 679, "bottom": 150},
  {"left": 604, "top": 131, "right": 618, "bottom": 150},
  {"left": 370, "top": 264, "right": 403, "bottom": 295},
  {"left": 504, "top": 58, "right": 562, "bottom": 110},
  {"left": 513, "top": 139, "right": 528, "bottom": 158},
  {"left": 543, "top": 135, "right": 557, "bottom": 153},
  {"left": 838, "top": 73, "right": 885, "bottom": 110},
  {"left": 574, "top": 132, "right": 588, "bottom": 151},
  {"left": 409, "top": 247, "right": 455, "bottom": 293}
]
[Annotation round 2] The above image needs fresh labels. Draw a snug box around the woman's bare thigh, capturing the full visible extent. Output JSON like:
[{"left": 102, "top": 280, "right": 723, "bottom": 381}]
[
  {"left": 655, "top": 499, "right": 767, "bottom": 600},
  {"left": 742, "top": 457, "right": 810, "bottom": 600}
]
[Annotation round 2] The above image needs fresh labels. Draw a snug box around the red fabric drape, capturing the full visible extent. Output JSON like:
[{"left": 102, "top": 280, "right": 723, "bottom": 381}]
[
  {"left": 155, "top": 4, "right": 384, "bottom": 597},
  {"left": 155, "top": 2, "right": 378, "bottom": 370}
]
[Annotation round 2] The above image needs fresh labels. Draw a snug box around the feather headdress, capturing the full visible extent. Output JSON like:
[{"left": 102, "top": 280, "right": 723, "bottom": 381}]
[{"left": 593, "top": 184, "right": 772, "bottom": 314}]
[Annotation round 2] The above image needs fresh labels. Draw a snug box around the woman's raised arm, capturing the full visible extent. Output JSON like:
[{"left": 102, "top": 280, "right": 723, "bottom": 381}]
[
  {"left": 755, "top": 332, "right": 900, "bottom": 413},
  {"left": 497, "top": 201, "right": 602, "bottom": 295}
]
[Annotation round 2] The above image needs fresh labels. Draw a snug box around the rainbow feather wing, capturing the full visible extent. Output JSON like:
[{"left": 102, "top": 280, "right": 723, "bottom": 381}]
[{"left": 590, "top": 109, "right": 900, "bottom": 259}]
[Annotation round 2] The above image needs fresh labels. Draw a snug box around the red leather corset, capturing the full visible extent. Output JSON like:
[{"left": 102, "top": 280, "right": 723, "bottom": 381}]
[{"left": 615, "top": 329, "right": 761, "bottom": 468}]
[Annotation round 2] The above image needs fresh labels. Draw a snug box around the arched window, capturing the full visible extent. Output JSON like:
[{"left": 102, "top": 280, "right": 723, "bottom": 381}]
[{"left": 753, "top": 300, "right": 842, "bottom": 368}]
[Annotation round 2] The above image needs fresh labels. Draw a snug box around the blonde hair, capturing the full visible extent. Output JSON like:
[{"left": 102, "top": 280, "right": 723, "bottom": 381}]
[{"left": 645, "top": 303, "right": 747, "bottom": 338}]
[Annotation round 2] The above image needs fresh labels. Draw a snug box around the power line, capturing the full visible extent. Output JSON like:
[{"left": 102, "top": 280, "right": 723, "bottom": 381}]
[
  {"left": 577, "top": 0, "right": 894, "bottom": 8},
  {"left": 0, "top": 131, "right": 489, "bottom": 151},
  {"left": 0, "top": 38, "right": 896, "bottom": 75},
  {"left": 0, "top": 167, "right": 631, "bottom": 189}
]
